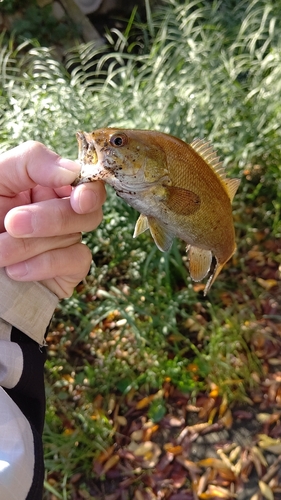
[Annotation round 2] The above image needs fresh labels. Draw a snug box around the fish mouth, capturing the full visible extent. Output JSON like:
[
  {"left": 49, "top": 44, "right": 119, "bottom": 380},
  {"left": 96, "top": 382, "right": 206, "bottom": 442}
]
[{"left": 72, "top": 131, "right": 99, "bottom": 186}]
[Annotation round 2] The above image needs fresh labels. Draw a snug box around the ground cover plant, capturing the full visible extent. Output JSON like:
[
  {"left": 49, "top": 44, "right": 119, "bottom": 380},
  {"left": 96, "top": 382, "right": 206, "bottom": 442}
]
[{"left": 0, "top": 0, "right": 281, "bottom": 498}]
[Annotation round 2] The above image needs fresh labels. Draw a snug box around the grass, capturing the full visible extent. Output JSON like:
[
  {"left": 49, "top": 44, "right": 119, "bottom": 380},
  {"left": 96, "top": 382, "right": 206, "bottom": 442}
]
[{"left": 1, "top": 0, "right": 281, "bottom": 497}]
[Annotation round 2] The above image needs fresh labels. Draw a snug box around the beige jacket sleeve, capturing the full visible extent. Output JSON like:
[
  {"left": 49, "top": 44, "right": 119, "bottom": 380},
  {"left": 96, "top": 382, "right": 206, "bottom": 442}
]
[{"left": 0, "top": 268, "right": 59, "bottom": 345}]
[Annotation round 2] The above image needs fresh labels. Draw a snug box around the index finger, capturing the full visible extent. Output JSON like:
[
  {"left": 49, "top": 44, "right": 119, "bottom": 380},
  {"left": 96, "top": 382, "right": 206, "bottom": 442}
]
[{"left": 0, "top": 141, "right": 80, "bottom": 196}]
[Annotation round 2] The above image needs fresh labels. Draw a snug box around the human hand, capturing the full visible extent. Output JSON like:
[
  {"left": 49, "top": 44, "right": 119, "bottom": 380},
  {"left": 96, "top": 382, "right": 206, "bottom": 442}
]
[{"left": 0, "top": 141, "right": 106, "bottom": 298}]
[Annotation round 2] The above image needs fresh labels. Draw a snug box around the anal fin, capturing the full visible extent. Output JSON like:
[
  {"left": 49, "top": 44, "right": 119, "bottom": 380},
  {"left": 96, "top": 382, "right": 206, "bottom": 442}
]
[
  {"left": 187, "top": 246, "right": 212, "bottom": 282},
  {"left": 133, "top": 214, "right": 149, "bottom": 238},
  {"left": 148, "top": 216, "right": 174, "bottom": 252}
]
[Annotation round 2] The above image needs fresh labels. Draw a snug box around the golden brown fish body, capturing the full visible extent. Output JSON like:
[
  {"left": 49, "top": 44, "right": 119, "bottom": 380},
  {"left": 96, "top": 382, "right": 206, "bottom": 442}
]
[{"left": 74, "top": 128, "right": 240, "bottom": 294}]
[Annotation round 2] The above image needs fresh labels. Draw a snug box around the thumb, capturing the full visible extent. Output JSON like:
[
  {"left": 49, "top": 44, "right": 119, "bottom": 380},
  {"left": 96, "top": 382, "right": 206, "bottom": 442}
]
[{"left": 0, "top": 141, "right": 80, "bottom": 196}]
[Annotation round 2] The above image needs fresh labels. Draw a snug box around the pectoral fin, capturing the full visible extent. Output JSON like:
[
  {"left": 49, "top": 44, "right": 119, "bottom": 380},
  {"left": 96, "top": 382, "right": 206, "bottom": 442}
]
[
  {"left": 164, "top": 186, "right": 200, "bottom": 216},
  {"left": 133, "top": 214, "right": 149, "bottom": 238},
  {"left": 187, "top": 246, "right": 212, "bottom": 282},
  {"left": 148, "top": 216, "right": 174, "bottom": 252}
]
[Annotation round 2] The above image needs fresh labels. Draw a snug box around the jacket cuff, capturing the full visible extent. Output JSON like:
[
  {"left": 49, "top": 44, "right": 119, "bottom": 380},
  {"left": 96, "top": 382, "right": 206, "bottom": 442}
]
[{"left": 0, "top": 268, "right": 59, "bottom": 345}]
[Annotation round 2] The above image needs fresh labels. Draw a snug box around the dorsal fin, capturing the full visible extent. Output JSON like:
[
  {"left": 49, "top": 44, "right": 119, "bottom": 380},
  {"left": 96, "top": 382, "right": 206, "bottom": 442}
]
[
  {"left": 224, "top": 178, "right": 240, "bottom": 202},
  {"left": 190, "top": 138, "right": 226, "bottom": 180},
  {"left": 190, "top": 138, "right": 240, "bottom": 202}
]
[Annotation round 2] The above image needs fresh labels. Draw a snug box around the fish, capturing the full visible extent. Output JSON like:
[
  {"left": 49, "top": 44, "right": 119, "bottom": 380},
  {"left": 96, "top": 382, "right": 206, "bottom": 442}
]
[{"left": 73, "top": 128, "right": 240, "bottom": 294}]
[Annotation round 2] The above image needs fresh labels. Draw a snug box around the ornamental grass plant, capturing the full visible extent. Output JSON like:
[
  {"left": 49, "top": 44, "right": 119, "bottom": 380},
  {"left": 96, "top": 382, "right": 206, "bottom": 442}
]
[{"left": 1, "top": 0, "right": 281, "bottom": 497}]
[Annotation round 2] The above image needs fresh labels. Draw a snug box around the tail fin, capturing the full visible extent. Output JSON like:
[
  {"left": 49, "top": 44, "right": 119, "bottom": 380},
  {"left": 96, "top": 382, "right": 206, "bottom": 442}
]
[
  {"left": 203, "top": 246, "right": 236, "bottom": 295},
  {"left": 204, "top": 261, "right": 225, "bottom": 295}
]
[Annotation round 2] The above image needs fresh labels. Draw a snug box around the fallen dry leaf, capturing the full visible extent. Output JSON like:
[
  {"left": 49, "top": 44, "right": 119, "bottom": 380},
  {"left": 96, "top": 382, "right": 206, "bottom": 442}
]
[
  {"left": 197, "top": 469, "right": 212, "bottom": 496},
  {"left": 258, "top": 434, "right": 281, "bottom": 454},
  {"left": 217, "top": 449, "right": 236, "bottom": 474},
  {"left": 209, "top": 384, "right": 220, "bottom": 398},
  {"left": 193, "top": 283, "right": 206, "bottom": 293},
  {"left": 250, "top": 450, "right": 263, "bottom": 477},
  {"left": 228, "top": 446, "right": 241, "bottom": 463},
  {"left": 199, "top": 484, "right": 236, "bottom": 499},
  {"left": 130, "top": 441, "right": 161, "bottom": 468},
  {"left": 176, "top": 456, "right": 202, "bottom": 474},
  {"left": 218, "top": 394, "right": 228, "bottom": 418},
  {"left": 261, "top": 459, "right": 281, "bottom": 483},
  {"left": 96, "top": 445, "right": 115, "bottom": 464},
  {"left": 156, "top": 451, "right": 175, "bottom": 471},
  {"left": 163, "top": 444, "right": 183, "bottom": 456},
  {"left": 257, "top": 278, "right": 278, "bottom": 291},
  {"left": 251, "top": 446, "right": 267, "bottom": 467},
  {"left": 143, "top": 423, "right": 159, "bottom": 441},
  {"left": 256, "top": 413, "right": 274, "bottom": 423},
  {"left": 198, "top": 397, "right": 216, "bottom": 419},
  {"left": 187, "top": 422, "right": 211, "bottom": 433},
  {"left": 208, "top": 407, "right": 218, "bottom": 424},
  {"left": 131, "top": 430, "right": 144, "bottom": 441},
  {"left": 258, "top": 480, "right": 274, "bottom": 500},
  {"left": 135, "top": 394, "right": 156, "bottom": 409},
  {"left": 219, "top": 408, "right": 233, "bottom": 429},
  {"left": 247, "top": 249, "right": 265, "bottom": 264},
  {"left": 101, "top": 454, "right": 120, "bottom": 474},
  {"left": 134, "top": 490, "right": 146, "bottom": 500},
  {"left": 115, "top": 415, "right": 127, "bottom": 426},
  {"left": 197, "top": 458, "right": 232, "bottom": 472},
  {"left": 249, "top": 494, "right": 260, "bottom": 500},
  {"left": 135, "top": 390, "right": 164, "bottom": 409}
]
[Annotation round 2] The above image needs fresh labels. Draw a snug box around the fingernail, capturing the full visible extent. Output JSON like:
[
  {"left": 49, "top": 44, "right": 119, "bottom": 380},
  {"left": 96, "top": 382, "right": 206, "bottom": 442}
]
[
  {"left": 57, "top": 158, "right": 80, "bottom": 173},
  {"left": 5, "top": 209, "right": 34, "bottom": 236},
  {"left": 6, "top": 262, "right": 28, "bottom": 278},
  {"left": 78, "top": 187, "right": 98, "bottom": 213},
  {"left": 55, "top": 159, "right": 81, "bottom": 186}
]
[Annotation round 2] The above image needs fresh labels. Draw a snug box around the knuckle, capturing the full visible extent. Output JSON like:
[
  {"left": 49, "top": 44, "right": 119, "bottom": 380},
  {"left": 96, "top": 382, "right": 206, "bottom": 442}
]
[
  {"left": 55, "top": 201, "right": 70, "bottom": 233},
  {"left": 73, "top": 243, "right": 92, "bottom": 276},
  {"left": 24, "top": 140, "right": 44, "bottom": 154},
  {"left": 44, "top": 249, "right": 58, "bottom": 275},
  {"left": 20, "top": 236, "right": 33, "bottom": 255},
  {"left": 77, "top": 243, "right": 92, "bottom": 270}
]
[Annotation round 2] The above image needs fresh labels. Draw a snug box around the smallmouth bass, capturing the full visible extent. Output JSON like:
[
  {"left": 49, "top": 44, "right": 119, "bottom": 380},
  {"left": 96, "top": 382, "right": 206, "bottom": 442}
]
[{"left": 73, "top": 128, "right": 240, "bottom": 294}]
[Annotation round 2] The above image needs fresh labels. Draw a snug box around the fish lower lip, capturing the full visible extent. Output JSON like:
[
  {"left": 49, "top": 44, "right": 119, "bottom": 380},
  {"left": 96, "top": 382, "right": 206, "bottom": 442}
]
[
  {"left": 71, "top": 175, "right": 92, "bottom": 187},
  {"left": 72, "top": 132, "right": 99, "bottom": 186},
  {"left": 76, "top": 131, "right": 98, "bottom": 166}
]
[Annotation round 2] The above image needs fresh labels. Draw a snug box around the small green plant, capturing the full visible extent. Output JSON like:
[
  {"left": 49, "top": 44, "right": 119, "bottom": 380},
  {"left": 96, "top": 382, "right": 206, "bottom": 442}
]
[
  {"left": 0, "top": 0, "right": 20, "bottom": 13},
  {"left": 148, "top": 398, "right": 167, "bottom": 422},
  {"left": 2, "top": 0, "right": 81, "bottom": 46}
]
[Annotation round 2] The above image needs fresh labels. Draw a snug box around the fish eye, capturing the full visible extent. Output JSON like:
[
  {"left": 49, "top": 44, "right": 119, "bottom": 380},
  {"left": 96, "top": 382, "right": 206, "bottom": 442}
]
[{"left": 110, "top": 133, "right": 128, "bottom": 147}]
